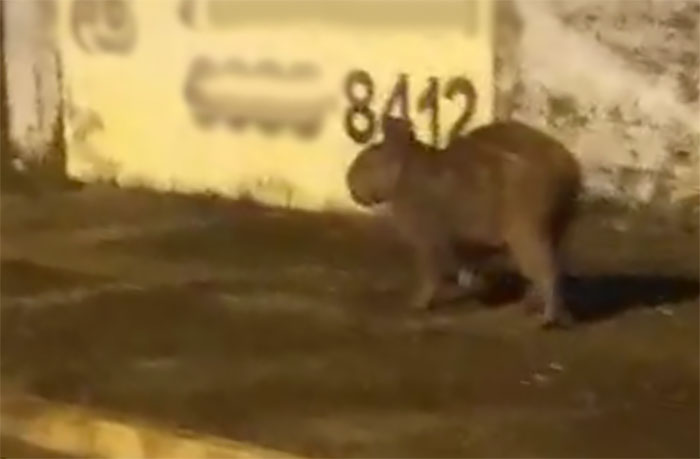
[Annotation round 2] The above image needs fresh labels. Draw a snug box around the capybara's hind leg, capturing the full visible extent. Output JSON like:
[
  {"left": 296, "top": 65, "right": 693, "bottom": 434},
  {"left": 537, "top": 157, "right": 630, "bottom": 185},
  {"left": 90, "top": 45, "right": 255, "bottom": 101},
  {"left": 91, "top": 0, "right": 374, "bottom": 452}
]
[{"left": 507, "top": 228, "right": 571, "bottom": 328}]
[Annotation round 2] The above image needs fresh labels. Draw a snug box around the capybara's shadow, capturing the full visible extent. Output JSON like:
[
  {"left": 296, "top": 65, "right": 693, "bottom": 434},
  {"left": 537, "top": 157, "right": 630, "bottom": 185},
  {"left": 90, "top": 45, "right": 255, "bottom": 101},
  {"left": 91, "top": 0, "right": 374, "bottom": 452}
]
[
  {"left": 471, "top": 272, "right": 699, "bottom": 322},
  {"left": 562, "top": 274, "right": 699, "bottom": 322}
]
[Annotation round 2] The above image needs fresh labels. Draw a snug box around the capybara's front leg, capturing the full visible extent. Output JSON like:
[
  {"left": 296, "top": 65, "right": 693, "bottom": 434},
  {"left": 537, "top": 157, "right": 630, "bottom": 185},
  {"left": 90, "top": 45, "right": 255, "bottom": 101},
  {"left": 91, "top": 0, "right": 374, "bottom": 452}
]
[
  {"left": 409, "top": 242, "right": 464, "bottom": 310},
  {"left": 409, "top": 245, "right": 442, "bottom": 310}
]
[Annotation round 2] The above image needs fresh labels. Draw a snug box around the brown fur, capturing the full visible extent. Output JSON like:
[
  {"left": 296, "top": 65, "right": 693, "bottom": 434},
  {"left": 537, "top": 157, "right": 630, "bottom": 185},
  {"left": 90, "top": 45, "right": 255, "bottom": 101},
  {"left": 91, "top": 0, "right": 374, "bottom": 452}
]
[{"left": 346, "top": 118, "right": 582, "bottom": 328}]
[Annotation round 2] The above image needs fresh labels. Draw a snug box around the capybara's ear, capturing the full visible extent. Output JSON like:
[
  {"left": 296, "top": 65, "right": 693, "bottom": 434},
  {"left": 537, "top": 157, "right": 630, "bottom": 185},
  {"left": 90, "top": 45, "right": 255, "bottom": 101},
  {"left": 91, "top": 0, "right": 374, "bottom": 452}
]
[{"left": 382, "top": 116, "right": 415, "bottom": 144}]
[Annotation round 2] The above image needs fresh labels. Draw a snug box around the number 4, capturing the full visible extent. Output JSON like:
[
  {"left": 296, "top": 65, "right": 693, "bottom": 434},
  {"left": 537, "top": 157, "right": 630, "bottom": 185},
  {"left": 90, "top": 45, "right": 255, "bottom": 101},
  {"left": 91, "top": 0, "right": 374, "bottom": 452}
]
[{"left": 381, "top": 73, "right": 409, "bottom": 121}]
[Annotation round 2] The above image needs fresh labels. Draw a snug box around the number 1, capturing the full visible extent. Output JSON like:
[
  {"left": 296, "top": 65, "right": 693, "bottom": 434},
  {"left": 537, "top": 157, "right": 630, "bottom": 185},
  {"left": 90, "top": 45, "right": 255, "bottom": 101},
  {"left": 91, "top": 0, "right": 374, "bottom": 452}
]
[{"left": 417, "top": 77, "right": 439, "bottom": 147}]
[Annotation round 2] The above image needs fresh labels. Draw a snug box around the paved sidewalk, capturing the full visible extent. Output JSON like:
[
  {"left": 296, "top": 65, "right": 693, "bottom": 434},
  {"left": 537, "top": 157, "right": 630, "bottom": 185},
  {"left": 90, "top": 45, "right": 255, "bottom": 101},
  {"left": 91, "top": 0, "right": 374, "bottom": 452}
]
[{"left": 1, "top": 393, "right": 297, "bottom": 458}]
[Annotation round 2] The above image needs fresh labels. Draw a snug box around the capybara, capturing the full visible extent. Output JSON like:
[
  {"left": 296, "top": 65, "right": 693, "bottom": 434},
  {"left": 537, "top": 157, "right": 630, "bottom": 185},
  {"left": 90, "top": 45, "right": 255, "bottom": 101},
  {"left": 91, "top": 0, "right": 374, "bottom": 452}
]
[{"left": 346, "top": 117, "right": 582, "bottom": 328}]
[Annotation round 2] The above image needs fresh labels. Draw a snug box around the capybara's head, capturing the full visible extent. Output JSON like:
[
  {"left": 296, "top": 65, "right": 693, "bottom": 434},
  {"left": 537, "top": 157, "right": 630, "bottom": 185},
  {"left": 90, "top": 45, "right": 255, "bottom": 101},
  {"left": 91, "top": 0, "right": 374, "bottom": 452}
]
[{"left": 346, "top": 117, "right": 416, "bottom": 207}]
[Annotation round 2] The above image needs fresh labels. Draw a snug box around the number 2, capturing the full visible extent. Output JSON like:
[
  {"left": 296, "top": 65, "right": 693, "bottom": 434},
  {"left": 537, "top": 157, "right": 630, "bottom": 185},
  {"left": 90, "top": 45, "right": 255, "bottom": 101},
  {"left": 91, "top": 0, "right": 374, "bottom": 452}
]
[{"left": 444, "top": 77, "right": 477, "bottom": 142}]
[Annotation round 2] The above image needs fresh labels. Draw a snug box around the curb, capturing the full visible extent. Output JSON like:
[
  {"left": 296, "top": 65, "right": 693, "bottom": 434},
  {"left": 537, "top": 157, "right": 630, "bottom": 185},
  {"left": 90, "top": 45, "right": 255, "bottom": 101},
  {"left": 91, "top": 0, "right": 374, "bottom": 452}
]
[{"left": 1, "top": 392, "right": 300, "bottom": 458}]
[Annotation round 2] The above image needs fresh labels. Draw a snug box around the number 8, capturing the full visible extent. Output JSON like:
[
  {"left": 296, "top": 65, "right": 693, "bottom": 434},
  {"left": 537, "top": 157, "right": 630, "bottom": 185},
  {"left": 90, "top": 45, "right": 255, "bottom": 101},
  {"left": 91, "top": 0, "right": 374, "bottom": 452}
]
[{"left": 343, "top": 70, "right": 376, "bottom": 144}]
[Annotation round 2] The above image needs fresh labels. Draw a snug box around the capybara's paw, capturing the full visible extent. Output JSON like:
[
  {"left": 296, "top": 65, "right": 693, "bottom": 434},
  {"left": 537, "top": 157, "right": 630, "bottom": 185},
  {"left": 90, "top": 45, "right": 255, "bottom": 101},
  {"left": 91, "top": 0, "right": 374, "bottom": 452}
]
[
  {"left": 409, "top": 292, "right": 435, "bottom": 311},
  {"left": 540, "top": 309, "right": 574, "bottom": 330}
]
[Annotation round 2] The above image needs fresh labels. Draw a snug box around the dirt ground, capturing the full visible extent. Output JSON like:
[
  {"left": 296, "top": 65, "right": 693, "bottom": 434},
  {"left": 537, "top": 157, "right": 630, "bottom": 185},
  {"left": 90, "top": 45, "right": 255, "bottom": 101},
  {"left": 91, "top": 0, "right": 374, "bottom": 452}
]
[
  {"left": 1, "top": 184, "right": 698, "bottom": 458},
  {"left": 0, "top": 435, "right": 73, "bottom": 458}
]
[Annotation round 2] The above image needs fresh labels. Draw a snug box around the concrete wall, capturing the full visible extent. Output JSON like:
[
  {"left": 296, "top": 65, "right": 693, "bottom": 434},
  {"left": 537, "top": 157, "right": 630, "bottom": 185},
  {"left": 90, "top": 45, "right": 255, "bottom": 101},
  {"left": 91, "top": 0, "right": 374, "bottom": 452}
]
[
  {"left": 53, "top": 0, "right": 494, "bottom": 211},
  {"left": 495, "top": 0, "right": 699, "bottom": 207},
  {"left": 3, "top": 0, "right": 61, "bottom": 168},
  {"left": 4, "top": 0, "right": 699, "bottom": 214}
]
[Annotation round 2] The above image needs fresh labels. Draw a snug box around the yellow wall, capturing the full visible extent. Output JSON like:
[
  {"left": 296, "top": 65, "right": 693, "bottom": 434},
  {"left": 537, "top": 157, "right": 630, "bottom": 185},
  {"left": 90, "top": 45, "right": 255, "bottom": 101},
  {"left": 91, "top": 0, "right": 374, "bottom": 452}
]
[{"left": 56, "top": 0, "right": 494, "bottom": 211}]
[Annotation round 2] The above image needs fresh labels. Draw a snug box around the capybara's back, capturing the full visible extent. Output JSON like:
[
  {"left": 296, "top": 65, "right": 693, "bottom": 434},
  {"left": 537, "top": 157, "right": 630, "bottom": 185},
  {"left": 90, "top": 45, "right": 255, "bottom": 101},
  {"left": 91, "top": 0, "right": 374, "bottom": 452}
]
[{"left": 443, "top": 121, "right": 582, "bottom": 250}]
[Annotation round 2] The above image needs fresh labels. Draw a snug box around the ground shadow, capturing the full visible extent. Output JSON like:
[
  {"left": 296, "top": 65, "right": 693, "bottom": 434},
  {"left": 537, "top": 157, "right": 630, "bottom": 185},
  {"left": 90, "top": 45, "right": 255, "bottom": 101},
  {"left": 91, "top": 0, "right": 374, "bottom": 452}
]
[
  {"left": 435, "top": 272, "right": 699, "bottom": 323},
  {"left": 562, "top": 274, "right": 700, "bottom": 322}
]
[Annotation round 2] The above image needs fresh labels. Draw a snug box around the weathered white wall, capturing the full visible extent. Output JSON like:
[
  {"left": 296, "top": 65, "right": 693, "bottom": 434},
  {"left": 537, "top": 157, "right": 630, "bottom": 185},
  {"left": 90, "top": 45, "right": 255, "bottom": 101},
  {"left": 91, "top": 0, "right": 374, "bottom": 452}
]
[
  {"left": 55, "top": 0, "right": 494, "bottom": 211},
  {"left": 4, "top": 0, "right": 698, "bottom": 212},
  {"left": 4, "top": 0, "right": 61, "bottom": 166},
  {"left": 497, "top": 0, "right": 699, "bottom": 207}
]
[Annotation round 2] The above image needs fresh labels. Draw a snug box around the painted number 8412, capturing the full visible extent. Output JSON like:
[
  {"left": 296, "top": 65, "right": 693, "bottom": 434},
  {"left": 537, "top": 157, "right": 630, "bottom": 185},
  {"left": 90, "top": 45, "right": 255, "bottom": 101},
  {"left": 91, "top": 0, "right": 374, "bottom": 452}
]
[{"left": 343, "top": 69, "right": 478, "bottom": 147}]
